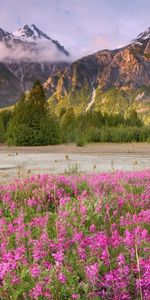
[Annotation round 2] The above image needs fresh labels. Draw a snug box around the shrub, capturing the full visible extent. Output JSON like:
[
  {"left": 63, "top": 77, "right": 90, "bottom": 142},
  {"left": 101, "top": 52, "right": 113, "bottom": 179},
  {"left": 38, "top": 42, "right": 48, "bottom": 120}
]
[{"left": 76, "top": 133, "right": 86, "bottom": 146}]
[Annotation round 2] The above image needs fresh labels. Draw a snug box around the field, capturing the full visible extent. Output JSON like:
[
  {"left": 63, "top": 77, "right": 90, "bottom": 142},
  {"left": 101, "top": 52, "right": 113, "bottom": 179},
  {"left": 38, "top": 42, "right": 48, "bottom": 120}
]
[{"left": 0, "top": 170, "right": 150, "bottom": 299}]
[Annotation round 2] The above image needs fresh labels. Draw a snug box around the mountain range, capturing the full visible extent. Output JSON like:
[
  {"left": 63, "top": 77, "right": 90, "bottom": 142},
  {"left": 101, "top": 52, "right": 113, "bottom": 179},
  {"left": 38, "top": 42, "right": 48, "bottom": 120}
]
[
  {"left": 0, "top": 25, "right": 150, "bottom": 123},
  {"left": 44, "top": 27, "right": 150, "bottom": 122}
]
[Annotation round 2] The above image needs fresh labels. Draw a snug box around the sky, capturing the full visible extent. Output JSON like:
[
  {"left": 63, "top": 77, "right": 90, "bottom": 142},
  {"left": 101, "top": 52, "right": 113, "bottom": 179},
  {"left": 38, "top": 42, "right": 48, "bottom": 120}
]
[{"left": 0, "top": 0, "right": 150, "bottom": 57}]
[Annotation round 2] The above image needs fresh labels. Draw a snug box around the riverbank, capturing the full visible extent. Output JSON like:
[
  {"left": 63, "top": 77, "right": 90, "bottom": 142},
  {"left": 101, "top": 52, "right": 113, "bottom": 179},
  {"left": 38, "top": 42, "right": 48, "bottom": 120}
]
[
  {"left": 0, "top": 142, "right": 150, "bottom": 154},
  {"left": 0, "top": 143, "right": 150, "bottom": 184}
]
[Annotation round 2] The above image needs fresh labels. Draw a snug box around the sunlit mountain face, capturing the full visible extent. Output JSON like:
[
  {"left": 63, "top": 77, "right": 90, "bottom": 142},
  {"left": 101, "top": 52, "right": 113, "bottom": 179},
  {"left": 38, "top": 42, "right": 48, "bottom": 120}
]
[{"left": 44, "top": 27, "right": 150, "bottom": 121}]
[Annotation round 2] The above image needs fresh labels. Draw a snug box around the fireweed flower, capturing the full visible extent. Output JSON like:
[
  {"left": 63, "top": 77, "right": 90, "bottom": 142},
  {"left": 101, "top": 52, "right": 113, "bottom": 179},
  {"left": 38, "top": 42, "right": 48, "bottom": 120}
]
[
  {"left": 72, "top": 294, "right": 80, "bottom": 299},
  {"left": 117, "top": 254, "right": 126, "bottom": 266},
  {"left": 10, "top": 273, "right": 20, "bottom": 285},
  {"left": 30, "top": 283, "right": 43, "bottom": 298},
  {"left": 43, "top": 261, "right": 52, "bottom": 270},
  {"left": 52, "top": 251, "right": 64, "bottom": 266},
  {"left": 86, "top": 263, "right": 99, "bottom": 284},
  {"left": 58, "top": 272, "right": 66, "bottom": 283},
  {"left": 0, "top": 171, "right": 149, "bottom": 299},
  {"left": 89, "top": 224, "right": 96, "bottom": 233},
  {"left": 30, "top": 264, "right": 41, "bottom": 278},
  {"left": 27, "top": 197, "right": 37, "bottom": 207}
]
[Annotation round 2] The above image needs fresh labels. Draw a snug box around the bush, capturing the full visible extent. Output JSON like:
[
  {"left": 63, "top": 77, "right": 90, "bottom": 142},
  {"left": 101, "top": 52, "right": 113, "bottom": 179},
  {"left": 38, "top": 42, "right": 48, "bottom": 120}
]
[
  {"left": 87, "top": 127, "right": 101, "bottom": 143},
  {"left": 76, "top": 134, "right": 86, "bottom": 147},
  {"left": 7, "top": 123, "right": 35, "bottom": 146}
]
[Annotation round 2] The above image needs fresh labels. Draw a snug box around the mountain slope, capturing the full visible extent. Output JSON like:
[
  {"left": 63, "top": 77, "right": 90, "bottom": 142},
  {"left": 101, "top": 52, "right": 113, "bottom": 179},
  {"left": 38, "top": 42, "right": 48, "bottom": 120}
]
[
  {"left": 0, "top": 25, "right": 70, "bottom": 107},
  {"left": 0, "top": 63, "right": 22, "bottom": 106},
  {"left": 44, "top": 28, "right": 150, "bottom": 120}
]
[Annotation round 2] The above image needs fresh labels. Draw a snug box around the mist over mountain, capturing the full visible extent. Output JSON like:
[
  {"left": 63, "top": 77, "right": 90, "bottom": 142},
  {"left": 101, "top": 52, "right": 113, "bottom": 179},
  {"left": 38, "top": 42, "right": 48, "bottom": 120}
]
[
  {"left": 0, "top": 24, "right": 70, "bottom": 63},
  {"left": 0, "top": 24, "right": 70, "bottom": 106}
]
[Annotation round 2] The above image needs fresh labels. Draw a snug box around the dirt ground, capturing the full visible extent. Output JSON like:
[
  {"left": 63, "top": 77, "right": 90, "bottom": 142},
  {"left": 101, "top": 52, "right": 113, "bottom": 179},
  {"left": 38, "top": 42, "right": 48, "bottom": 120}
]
[
  {"left": 0, "top": 143, "right": 150, "bottom": 184},
  {"left": 0, "top": 143, "right": 150, "bottom": 155}
]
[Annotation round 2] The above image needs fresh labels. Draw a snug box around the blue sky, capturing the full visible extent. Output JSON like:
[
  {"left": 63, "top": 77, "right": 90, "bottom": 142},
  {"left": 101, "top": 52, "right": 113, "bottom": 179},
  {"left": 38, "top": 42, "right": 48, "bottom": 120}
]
[{"left": 0, "top": 0, "right": 150, "bottom": 56}]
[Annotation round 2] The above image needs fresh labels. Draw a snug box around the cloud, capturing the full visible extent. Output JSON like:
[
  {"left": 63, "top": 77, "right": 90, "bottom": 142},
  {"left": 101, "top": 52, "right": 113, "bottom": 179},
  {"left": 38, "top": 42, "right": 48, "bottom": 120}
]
[
  {"left": 0, "top": 40, "right": 71, "bottom": 63},
  {"left": 0, "top": 0, "right": 150, "bottom": 56}
]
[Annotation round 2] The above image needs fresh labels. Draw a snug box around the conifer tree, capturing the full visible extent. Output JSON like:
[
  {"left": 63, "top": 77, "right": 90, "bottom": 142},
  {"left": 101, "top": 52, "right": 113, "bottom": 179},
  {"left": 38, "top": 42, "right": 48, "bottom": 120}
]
[{"left": 7, "top": 81, "right": 59, "bottom": 145}]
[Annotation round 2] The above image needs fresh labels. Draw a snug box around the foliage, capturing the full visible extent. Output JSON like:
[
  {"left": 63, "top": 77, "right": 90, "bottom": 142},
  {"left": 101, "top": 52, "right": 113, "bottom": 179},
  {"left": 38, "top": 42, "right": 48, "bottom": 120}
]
[
  {"left": 7, "top": 81, "right": 59, "bottom": 146},
  {"left": 0, "top": 116, "right": 5, "bottom": 142},
  {"left": 60, "top": 108, "right": 77, "bottom": 143},
  {"left": 76, "top": 134, "right": 86, "bottom": 147},
  {"left": 1, "top": 81, "right": 150, "bottom": 145},
  {"left": 0, "top": 109, "right": 13, "bottom": 143}
]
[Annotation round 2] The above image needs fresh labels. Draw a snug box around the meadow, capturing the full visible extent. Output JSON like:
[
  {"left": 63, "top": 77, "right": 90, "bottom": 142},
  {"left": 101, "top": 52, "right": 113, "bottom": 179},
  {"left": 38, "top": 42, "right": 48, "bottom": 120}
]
[{"left": 0, "top": 170, "right": 150, "bottom": 299}]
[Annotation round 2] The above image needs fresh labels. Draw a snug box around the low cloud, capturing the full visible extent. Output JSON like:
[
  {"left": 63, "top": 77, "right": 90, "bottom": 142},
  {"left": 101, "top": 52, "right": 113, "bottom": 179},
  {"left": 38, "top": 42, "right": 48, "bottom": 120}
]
[{"left": 0, "top": 39, "right": 71, "bottom": 63}]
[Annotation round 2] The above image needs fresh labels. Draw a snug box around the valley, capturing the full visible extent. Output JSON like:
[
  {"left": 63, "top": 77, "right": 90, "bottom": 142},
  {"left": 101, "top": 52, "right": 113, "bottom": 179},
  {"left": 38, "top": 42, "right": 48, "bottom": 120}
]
[
  {"left": 0, "top": 3, "right": 150, "bottom": 299},
  {"left": 1, "top": 22, "right": 150, "bottom": 158}
]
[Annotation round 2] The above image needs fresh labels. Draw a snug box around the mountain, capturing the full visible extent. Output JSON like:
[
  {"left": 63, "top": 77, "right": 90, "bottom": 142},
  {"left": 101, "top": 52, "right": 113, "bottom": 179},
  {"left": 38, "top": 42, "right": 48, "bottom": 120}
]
[
  {"left": 12, "top": 24, "right": 69, "bottom": 56},
  {"left": 44, "top": 27, "right": 150, "bottom": 122},
  {"left": 0, "top": 28, "right": 13, "bottom": 41},
  {"left": 0, "top": 25, "right": 70, "bottom": 107},
  {"left": 134, "top": 27, "right": 150, "bottom": 43}
]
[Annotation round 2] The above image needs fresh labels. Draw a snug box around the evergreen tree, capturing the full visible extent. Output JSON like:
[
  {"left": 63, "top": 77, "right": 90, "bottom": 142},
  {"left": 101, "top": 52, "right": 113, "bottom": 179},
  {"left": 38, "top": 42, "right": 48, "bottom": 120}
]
[
  {"left": 0, "top": 116, "right": 4, "bottom": 143},
  {"left": 0, "top": 110, "right": 13, "bottom": 143},
  {"left": 7, "top": 81, "right": 59, "bottom": 146},
  {"left": 60, "top": 108, "right": 77, "bottom": 142},
  {"left": 126, "top": 110, "right": 142, "bottom": 127}
]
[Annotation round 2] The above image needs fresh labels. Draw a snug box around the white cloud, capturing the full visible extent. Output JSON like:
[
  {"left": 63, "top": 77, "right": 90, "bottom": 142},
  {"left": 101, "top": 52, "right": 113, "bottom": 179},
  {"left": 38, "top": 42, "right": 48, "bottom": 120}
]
[{"left": 0, "top": 40, "right": 71, "bottom": 63}]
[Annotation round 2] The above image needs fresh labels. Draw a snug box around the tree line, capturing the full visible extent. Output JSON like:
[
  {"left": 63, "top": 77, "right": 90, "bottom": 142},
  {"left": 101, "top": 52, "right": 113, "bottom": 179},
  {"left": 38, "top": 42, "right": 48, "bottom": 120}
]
[{"left": 0, "top": 80, "right": 150, "bottom": 146}]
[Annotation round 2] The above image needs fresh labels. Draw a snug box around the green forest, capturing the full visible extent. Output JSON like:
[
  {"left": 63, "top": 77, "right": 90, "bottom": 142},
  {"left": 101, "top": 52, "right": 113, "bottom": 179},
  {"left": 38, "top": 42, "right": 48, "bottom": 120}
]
[{"left": 0, "top": 80, "right": 150, "bottom": 146}]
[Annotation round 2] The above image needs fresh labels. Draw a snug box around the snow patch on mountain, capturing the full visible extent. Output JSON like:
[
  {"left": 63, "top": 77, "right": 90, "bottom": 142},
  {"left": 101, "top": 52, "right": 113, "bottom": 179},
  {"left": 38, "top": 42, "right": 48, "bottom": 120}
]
[
  {"left": 12, "top": 25, "right": 51, "bottom": 42},
  {"left": 133, "top": 27, "right": 150, "bottom": 44},
  {"left": 137, "top": 27, "right": 150, "bottom": 40}
]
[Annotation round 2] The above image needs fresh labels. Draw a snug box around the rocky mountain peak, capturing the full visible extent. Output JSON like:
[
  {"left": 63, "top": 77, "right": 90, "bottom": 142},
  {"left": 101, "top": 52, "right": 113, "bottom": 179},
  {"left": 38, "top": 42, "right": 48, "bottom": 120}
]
[
  {"left": 133, "top": 27, "right": 150, "bottom": 45},
  {"left": 0, "top": 24, "right": 70, "bottom": 107},
  {"left": 12, "top": 24, "right": 52, "bottom": 41},
  {"left": 11, "top": 24, "right": 69, "bottom": 56},
  {"left": 137, "top": 27, "right": 150, "bottom": 40},
  {"left": 0, "top": 28, "right": 12, "bottom": 41},
  {"left": 31, "top": 24, "right": 52, "bottom": 40}
]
